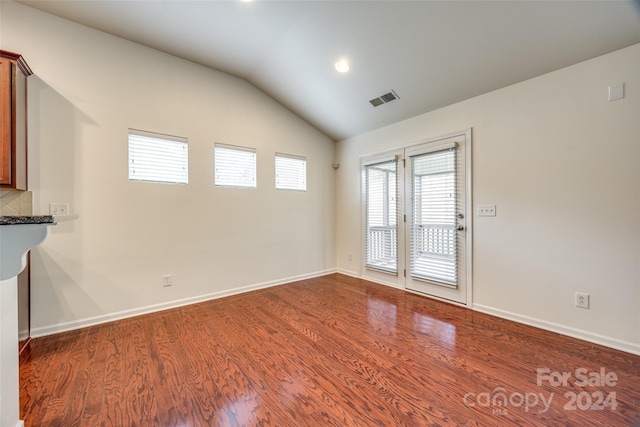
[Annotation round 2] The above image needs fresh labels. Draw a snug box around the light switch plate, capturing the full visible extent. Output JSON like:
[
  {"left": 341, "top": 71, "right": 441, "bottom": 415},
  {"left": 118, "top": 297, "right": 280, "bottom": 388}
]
[{"left": 478, "top": 204, "right": 496, "bottom": 217}]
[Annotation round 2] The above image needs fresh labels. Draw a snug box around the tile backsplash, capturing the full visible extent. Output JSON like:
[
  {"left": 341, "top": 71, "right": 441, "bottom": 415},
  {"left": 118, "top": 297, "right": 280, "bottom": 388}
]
[{"left": 0, "top": 190, "right": 33, "bottom": 215}]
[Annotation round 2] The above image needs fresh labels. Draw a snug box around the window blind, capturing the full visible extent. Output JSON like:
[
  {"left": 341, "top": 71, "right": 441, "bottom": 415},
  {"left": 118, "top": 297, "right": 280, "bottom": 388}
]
[
  {"left": 275, "top": 153, "right": 306, "bottom": 191},
  {"left": 411, "top": 147, "right": 457, "bottom": 285},
  {"left": 364, "top": 159, "right": 398, "bottom": 273},
  {"left": 214, "top": 143, "right": 257, "bottom": 188},
  {"left": 128, "top": 129, "right": 188, "bottom": 184}
]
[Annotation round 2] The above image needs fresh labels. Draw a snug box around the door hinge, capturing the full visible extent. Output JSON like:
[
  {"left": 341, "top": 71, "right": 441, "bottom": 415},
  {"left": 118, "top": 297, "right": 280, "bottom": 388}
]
[
  {"left": 404, "top": 214, "right": 406, "bottom": 223},
  {"left": 404, "top": 269, "right": 406, "bottom": 277},
  {"left": 402, "top": 158, "right": 406, "bottom": 167}
]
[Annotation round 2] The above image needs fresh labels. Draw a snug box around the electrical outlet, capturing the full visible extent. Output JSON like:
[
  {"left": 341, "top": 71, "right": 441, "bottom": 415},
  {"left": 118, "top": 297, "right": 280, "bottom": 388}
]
[
  {"left": 478, "top": 204, "right": 496, "bottom": 217},
  {"left": 575, "top": 292, "right": 589, "bottom": 309},
  {"left": 163, "top": 275, "right": 173, "bottom": 287},
  {"left": 49, "top": 203, "right": 70, "bottom": 216}
]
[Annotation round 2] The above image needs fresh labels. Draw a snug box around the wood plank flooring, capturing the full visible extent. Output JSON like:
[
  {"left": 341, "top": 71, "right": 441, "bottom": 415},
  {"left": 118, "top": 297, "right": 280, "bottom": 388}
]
[{"left": 20, "top": 274, "right": 640, "bottom": 426}]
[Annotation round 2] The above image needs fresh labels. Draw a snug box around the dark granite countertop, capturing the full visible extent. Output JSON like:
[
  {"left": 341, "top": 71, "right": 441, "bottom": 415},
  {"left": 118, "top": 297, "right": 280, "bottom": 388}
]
[{"left": 0, "top": 215, "right": 55, "bottom": 225}]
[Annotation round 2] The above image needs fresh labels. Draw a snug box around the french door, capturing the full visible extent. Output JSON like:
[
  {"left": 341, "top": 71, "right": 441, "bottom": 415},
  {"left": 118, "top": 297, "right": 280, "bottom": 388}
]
[
  {"left": 404, "top": 133, "right": 470, "bottom": 303},
  {"left": 362, "top": 130, "right": 471, "bottom": 305}
]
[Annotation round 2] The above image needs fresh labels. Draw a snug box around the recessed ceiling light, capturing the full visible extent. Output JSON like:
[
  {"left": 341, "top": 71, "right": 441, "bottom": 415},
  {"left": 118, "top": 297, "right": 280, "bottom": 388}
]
[{"left": 335, "top": 58, "right": 350, "bottom": 73}]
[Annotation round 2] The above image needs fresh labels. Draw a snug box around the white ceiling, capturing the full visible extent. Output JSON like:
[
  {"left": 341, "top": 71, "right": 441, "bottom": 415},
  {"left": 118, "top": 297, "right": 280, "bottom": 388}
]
[{"left": 17, "top": 0, "right": 640, "bottom": 141}]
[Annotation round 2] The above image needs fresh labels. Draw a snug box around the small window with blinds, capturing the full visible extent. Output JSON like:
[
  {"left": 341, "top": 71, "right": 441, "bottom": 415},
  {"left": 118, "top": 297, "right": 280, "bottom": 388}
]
[
  {"left": 214, "top": 143, "right": 257, "bottom": 188},
  {"left": 364, "top": 158, "right": 398, "bottom": 274},
  {"left": 128, "top": 129, "right": 188, "bottom": 184},
  {"left": 275, "top": 153, "right": 306, "bottom": 191}
]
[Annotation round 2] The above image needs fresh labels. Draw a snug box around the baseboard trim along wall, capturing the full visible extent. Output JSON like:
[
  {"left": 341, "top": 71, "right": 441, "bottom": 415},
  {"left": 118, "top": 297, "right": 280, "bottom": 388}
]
[
  {"left": 473, "top": 304, "right": 640, "bottom": 357},
  {"left": 341, "top": 272, "right": 640, "bottom": 356},
  {"left": 30, "top": 268, "right": 337, "bottom": 338},
  {"left": 30, "top": 269, "right": 640, "bottom": 357},
  {"left": 337, "top": 268, "right": 406, "bottom": 290},
  {"left": 335, "top": 268, "right": 359, "bottom": 279}
]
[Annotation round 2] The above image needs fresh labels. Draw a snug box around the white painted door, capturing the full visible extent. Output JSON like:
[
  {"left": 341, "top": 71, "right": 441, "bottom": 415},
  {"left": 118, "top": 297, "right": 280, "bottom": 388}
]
[{"left": 404, "top": 132, "right": 471, "bottom": 304}]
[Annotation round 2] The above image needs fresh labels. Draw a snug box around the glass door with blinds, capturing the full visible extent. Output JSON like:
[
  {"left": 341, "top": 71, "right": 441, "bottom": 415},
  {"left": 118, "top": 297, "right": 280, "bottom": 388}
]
[
  {"left": 404, "top": 133, "right": 470, "bottom": 304},
  {"left": 363, "top": 155, "right": 401, "bottom": 277},
  {"left": 361, "top": 131, "right": 471, "bottom": 304}
]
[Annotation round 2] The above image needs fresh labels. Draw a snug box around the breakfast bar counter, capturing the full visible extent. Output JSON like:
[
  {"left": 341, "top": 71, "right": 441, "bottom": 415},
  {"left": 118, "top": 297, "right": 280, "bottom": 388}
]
[{"left": 0, "top": 214, "right": 77, "bottom": 427}]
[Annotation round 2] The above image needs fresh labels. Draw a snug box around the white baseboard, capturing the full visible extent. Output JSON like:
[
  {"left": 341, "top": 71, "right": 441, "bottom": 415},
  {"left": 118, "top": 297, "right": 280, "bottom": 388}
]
[
  {"left": 364, "top": 275, "right": 404, "bottom": 290},
  {"left": 30, "top": 269, "right": 639, "bottom": 357},
  {"left": 473, "top": 303, "right": 640, "bottom": 356},
  {"left": 336, "top": 268, "right": 359, "bottom": 278},
  {"left": 16, "top": 421, "right": 25, "bottom": 427},
  {"left": 336, "top": 271, "right": 639, "bottom": 356},
  {"left": 30, "top": 268, "right": 337, "bottom": 338},
  {"left": 337, "top": 268, "right": 404, "bottom": 290}
]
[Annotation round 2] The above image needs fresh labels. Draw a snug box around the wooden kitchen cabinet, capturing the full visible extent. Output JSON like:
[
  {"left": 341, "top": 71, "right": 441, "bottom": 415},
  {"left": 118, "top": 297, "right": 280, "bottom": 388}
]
[{"left": 0, "top": 50, "right": 32, "bottom": 190}]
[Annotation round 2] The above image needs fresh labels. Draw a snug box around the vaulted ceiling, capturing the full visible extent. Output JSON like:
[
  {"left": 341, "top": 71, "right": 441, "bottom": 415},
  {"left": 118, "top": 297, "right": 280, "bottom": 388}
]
[{"left": 17, "top": 0, "right": 640, "bottom": 141}]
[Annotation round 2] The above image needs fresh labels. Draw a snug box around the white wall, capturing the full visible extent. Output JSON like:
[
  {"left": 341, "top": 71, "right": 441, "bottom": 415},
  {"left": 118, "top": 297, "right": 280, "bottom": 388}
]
[
  {"left": 336, "top": 44, "right": 640, "bottom": 354},
  {"left": 1, "top": 1, "right": 638, "bottom": 355},
  {"left": 1, "top": 2, "right": 336, "bottom": 334}
]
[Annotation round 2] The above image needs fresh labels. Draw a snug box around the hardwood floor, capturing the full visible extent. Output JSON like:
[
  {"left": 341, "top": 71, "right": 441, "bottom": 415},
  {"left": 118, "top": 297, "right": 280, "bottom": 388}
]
[{"left": 20, "top": 274, "right": 640, "bottom": 426}]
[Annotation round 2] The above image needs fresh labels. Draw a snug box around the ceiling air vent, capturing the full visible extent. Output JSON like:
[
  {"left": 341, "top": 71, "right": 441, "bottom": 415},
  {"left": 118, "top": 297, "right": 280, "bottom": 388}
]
[{"left": 369, "top": 90, "right": 399, "bottom": 107}]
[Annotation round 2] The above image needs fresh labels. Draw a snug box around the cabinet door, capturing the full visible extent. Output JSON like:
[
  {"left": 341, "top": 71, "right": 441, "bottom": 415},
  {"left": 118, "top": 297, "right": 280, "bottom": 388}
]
[{"left": 0, "top": 58, "right": 11, "bottom": 185}]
